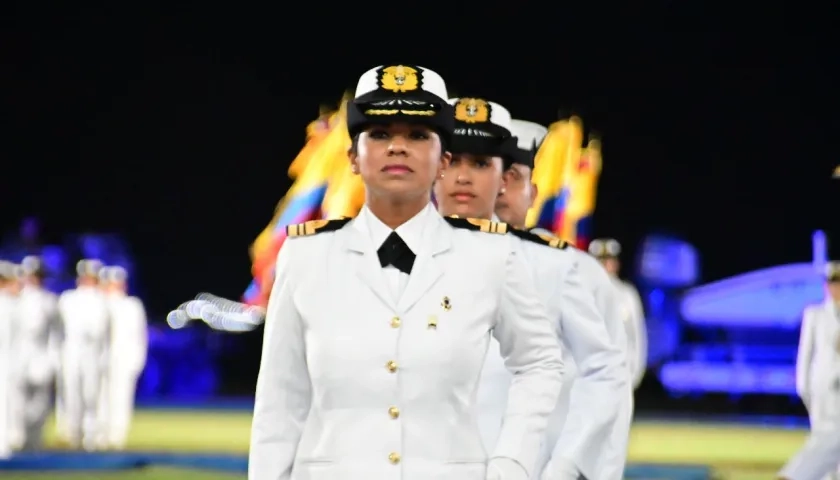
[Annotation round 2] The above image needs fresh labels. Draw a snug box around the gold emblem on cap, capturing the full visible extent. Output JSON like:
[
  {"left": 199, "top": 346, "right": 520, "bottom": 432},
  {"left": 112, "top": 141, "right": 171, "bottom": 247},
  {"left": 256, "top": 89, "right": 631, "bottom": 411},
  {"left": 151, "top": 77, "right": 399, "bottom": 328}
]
[
  {"left": 454, "top": 98, "right": 490, "bottom": 123},
  {"left": 441, "top": 296, "right": 451, "bottom": 311},
  {"left": 380, "top": 66, "right": 419, "bottom": 93}
]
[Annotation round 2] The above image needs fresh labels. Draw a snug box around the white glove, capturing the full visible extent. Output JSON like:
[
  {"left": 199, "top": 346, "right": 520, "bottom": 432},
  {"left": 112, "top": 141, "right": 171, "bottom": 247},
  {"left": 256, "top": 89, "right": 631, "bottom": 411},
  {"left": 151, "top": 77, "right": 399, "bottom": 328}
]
[
  {"left": 166, "top": 293, "right": 265, "bottom": 332},
  {"left": 486, "top": 458, "right": 528, "bottom": 480}
]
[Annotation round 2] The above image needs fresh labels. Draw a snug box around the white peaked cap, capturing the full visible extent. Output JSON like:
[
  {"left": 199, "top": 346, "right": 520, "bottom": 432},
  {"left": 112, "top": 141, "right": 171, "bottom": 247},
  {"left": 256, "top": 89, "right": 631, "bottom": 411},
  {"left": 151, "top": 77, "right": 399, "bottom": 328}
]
[
  {"left": 826, "top": 261, "right": 840, "bottom": 281},
  {"left": 588, "top": 238, "right": 622, "bottom": 257},
  {"left": 354, "top": 65, "right": 448, "bottom": 101},
  {"left": 77, "top": 259, "right": 103, "bottom": 277},
  {"left": 109, "top": 266, "right": 128, "bottom": 282},
  {"left": 447, "top": 98, "right": 513, "bottom": 131},
  {"left": 510, "top": 119, "right": 548, "bottom": 150}
]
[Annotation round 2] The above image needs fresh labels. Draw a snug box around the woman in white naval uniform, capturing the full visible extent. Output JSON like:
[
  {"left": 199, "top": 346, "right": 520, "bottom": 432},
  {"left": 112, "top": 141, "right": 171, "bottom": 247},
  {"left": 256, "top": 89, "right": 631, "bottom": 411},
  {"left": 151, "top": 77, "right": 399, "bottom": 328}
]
[
  {"left": 434, "top": 101, "right": 628, "bottom": 480},
  {"left": 497, "top": 119, "right": 633, "bottom": 480},
  {"left": 248, "top": 65, "right": 564, "bottom": 480},
  {"left": 781, "top": 262, "right": 840, "bottom": 480}
]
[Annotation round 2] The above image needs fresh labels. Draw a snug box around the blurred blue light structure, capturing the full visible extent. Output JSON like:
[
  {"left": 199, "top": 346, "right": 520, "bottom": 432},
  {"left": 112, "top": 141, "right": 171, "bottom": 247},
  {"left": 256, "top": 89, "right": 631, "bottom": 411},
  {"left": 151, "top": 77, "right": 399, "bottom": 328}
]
[{"left": 656, "top": 230, "right": 828, "bottom": 396}]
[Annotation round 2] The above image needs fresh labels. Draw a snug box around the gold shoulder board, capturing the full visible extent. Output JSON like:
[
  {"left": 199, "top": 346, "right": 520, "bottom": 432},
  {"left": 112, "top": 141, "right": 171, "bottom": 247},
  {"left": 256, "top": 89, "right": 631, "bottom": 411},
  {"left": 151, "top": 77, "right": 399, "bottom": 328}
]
[
  {"left": 510, "top": 228, "right": 570, "bottom": 249},
  {"left": 286, "top": 217, "right": 352, "bottom": 238},
  {"left": 443, "top": 215, "right": 508, "bottom": 234}
]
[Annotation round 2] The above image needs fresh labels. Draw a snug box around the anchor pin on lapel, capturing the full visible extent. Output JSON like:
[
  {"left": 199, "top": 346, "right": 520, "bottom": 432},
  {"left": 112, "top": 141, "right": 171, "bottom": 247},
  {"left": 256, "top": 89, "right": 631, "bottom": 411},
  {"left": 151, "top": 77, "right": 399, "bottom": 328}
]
[
  {"left": 441, "top": 296, "right": 451, "bottom": 311},
  {"left": 427, "top": 315, "right": 438, "bottom": 330}
]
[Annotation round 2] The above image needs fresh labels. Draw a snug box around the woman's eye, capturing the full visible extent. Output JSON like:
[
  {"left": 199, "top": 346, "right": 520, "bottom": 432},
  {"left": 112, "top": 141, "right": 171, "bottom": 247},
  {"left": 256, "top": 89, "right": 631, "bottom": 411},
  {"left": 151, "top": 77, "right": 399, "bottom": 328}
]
[
  {"left": 369, "top": 130, "right": 389, "bottom": 139},
  {"left": 409, "top": 130, "right": 430, "bottom": 140}
]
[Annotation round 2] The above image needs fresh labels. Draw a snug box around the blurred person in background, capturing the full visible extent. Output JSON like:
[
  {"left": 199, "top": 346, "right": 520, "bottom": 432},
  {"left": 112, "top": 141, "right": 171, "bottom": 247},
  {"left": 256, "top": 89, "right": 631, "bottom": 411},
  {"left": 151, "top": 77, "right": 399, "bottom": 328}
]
[
  {"left": 785, "top": 261, "right": 840, "bottom": 480},
  {"left": 101, "top": 265, "right": 147, "bottom": 450},
  {"left": 589, "top": 238, "right": 648, "bottom": 390},
  {"left": 496, "top": 119, "right": 632, "bottom": 480},
  {"left": 0, "top": 261, "right": 18, "bottom": 458},
  {"left": 13, "top": 256, "right": 60, "bottom": 451},
  {"left": 57, "top": 259, "right": 110, "bottom": 450}
]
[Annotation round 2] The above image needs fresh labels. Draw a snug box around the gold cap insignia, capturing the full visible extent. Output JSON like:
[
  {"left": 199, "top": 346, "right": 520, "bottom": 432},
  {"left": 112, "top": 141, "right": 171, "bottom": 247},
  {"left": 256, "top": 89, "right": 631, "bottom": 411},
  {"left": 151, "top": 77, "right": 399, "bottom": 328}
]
[
  {"left": 379, "top": 66, "right": 419, "bottom": 93},
  {"left": 454, "top": 98, "right": 490, "bottom": 124}
]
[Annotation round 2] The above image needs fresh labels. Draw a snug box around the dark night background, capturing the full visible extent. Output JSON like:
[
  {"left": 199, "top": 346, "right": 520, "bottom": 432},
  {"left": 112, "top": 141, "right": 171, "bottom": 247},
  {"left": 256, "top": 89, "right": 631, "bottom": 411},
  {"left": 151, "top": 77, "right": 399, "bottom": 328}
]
[{"left": 2, "top": 5, "right": 838, "bottom": 401}]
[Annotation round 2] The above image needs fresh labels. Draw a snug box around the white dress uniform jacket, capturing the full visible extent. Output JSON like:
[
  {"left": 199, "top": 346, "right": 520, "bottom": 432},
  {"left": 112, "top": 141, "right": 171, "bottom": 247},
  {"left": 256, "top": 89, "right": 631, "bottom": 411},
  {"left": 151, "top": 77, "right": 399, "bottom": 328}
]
[
  {"left": 249, "top": 204, "right": 564, "bottom": 480},
  {"left": 796, "top": 300, "right": 840, "bottom": 431},
  {"left": 106, "top": 293, "right": 148, "bottom": 448},
  {"left": 548, "top": 251, "right": 632, "bottom": 480},
  {"left": 476, "top": 226, "right": 629, "bottom": 480},
  {"left": 57, "top": 285, "right": 110, "bottom": 446},
  {"left": 611, "top": 278, "right": 647, "bottom": 389}
]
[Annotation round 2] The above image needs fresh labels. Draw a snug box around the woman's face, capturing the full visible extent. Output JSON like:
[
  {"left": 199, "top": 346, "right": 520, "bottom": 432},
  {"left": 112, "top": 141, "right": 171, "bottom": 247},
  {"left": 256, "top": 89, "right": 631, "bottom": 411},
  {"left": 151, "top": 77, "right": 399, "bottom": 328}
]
[
  {"left": 434, "top": 153, "right": 505, "bottom": 220},
  {"left": 350, "top": 123, "right": 448, "bottom": 202}
]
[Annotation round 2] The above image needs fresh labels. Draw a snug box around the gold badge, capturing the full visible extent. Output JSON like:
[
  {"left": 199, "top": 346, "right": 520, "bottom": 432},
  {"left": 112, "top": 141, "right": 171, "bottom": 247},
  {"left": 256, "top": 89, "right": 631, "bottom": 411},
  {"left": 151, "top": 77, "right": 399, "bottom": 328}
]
[
  {"left": 379, "top": 66, "right": 419, "bottom": 93},
  {"left": 454, "top": 98, "right": 490, "bottom": 124},
  {"left": 441, "top": 296, "right": 451, "bottom": 311},
  {"left": 427, "top": 315, "right": 438, "bottom": 329}
]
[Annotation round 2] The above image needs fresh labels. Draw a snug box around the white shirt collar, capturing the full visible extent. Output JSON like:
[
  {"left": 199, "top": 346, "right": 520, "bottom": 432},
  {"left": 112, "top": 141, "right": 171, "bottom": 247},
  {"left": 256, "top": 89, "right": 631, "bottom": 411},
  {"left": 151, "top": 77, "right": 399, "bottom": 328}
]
[{"left": 361, "top": 202, "right": 433, "bottom": 254}]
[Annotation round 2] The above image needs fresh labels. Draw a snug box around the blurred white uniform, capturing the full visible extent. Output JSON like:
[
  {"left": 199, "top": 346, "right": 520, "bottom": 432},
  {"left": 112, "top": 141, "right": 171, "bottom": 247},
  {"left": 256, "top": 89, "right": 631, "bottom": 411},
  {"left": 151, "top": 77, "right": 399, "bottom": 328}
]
[
  {"left": 0, "top": 262, "right": 18, "bottom": 458},
  {"left": 14, "top": 256, "right": 60, "bottom": 450},
  {"left": 57, "top": 260, "right": 110, "bottom": 449},
  {"left": 542, "top": 246, "right": 632, "bottom": 480},
  {"left": 786, "top": 262, "right": 840, "bottom": 480},
  {"left": 612, "top": 278, "right": 647, "bottom": 388},
  {"left": 589, "top": 238, "right": 647, "bottom": 388},
  {"left": 102, "top": 266, "right": 148, "bottom": 449}
]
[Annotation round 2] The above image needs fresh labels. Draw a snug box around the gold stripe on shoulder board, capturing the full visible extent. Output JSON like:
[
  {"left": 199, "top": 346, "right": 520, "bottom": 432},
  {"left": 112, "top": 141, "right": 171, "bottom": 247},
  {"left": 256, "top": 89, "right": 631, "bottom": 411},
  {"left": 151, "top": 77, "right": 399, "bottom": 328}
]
[
  {"left": 466, "top": 218, "right": 508, "bottom": 234},
  {"left": 536, "top": 233, "right": 568, "bottom": 249}
]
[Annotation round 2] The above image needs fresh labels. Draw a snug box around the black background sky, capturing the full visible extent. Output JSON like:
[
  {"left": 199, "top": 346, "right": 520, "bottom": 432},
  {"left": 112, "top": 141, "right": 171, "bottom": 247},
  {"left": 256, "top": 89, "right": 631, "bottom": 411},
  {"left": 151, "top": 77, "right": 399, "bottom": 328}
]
[{"left": 3, "top": 5, "right": 838, "bottom": 317}]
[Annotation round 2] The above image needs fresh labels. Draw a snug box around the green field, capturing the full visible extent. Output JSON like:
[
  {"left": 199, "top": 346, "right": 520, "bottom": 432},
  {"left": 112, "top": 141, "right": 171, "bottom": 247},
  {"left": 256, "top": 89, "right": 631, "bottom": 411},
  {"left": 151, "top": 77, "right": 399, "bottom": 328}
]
[{"left": 7, "top": 410, "right": 810, "bottom": 479}]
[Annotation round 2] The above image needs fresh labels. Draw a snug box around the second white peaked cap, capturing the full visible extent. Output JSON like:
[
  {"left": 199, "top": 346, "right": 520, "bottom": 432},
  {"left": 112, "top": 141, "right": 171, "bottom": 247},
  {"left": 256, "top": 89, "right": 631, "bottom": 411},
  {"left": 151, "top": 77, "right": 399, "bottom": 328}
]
[
  {"left": 510, "top": 119, "right": 549, "bottom": 150},
  {"left": 447, "top": 98, "right": 513, "bottom": 133}
]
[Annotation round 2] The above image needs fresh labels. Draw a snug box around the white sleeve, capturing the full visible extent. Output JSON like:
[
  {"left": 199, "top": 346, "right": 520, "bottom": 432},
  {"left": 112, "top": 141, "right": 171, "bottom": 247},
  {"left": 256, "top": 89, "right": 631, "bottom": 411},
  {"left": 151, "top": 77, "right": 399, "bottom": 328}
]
[
  {"left": 548, "top": 258, "right": 628, "bottom": 479},
  {"left": 248, "top": 241, "right": 312, "bottom": 480},
  {"left": 490, "top": 239, "right": 564, "bottom": 479}
]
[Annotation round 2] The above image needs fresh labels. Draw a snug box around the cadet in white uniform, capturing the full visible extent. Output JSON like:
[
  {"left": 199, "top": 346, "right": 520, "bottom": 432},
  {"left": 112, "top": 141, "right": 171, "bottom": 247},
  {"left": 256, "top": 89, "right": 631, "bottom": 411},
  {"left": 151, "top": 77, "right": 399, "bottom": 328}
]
[
  {"left": 0, "top": 261, "right": 17, "bottom": 458},
  {"left": 589, "top": 238, "right": 647, "bottom": 389},
  {"left": 496, "top": 119, "right": 633, "bottom": 480},
  {"left": 780, "top": 262, "right": 840, "bottom": 480},
  {"left": 57, "top": 259, "right": 111, "bottom": 450},
  {"left": 101, "top": 266, "right": 147, "bottom": 450},
  {"left": 249, "top": 65, "right": 564, "bottom": 480},
  {"left": 432, "top": 100, "right": 628, "bottom": 480},
  {"left": 13, "top": 256, "right": 60, "bottom": 450}
]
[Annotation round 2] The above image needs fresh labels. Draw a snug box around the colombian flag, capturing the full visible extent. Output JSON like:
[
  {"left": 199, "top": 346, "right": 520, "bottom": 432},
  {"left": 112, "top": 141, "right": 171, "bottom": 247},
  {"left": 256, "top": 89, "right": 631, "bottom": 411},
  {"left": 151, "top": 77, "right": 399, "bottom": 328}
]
[
  {"left": 243, "top": 100, "right": 348, "bottom": 306},
  {"left": 555, "top": 136, "right": 602, "bottom": 249}
]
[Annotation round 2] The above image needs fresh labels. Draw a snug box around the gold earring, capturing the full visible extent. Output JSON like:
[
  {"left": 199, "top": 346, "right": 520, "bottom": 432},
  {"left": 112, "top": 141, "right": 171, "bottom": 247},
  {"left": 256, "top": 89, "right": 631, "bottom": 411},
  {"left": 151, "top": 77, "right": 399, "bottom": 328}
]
[{"left": 500, "top": 187, "right": 506, "bottom": 194}]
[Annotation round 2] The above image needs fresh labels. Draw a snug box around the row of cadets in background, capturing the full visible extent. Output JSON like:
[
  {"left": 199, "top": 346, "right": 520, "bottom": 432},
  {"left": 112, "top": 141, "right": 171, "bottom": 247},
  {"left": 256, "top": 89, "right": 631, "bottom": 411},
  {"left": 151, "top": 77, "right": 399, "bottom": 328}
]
[{"left": 0, "top": 256, "right": 147, "bottom": 454}]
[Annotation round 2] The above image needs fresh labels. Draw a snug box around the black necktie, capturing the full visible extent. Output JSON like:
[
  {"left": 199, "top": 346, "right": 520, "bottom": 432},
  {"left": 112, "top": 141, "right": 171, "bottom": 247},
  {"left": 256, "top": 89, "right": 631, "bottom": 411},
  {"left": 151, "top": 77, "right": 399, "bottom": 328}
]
[{"left": 377, "top": 231, "right": 415, "bottom": 275}]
